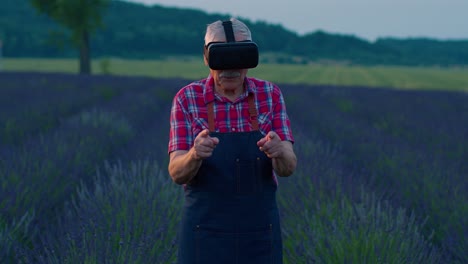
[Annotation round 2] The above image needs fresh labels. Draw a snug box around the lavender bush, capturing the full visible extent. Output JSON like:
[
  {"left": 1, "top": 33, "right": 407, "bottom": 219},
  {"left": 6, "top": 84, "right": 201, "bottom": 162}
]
[
  {"left": 0, "top": 212, "right": 35, "bottom": 264},
  {"left": 0, "top": 72, "right": 188, "bottom": 262},
  {"left": 0, "top": 72, "right": 127, "bottom": 148},
  {"left": 283, "top": 84, "right": 467, "bottom": 263},
  {"left": 278, "top": 133, "right": 442, "bottom": 263},
  {"left": 22, "top": 160, "right": 182, "bottom": 264},
  {"left": 0, "top": 108, "right": 134, "bottom": 216}
]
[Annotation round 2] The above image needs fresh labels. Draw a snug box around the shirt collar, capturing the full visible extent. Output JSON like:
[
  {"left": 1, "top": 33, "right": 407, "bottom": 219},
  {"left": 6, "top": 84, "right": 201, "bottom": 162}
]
[{"left": 203, "top": 74, "right": 255, "bottom": 104}]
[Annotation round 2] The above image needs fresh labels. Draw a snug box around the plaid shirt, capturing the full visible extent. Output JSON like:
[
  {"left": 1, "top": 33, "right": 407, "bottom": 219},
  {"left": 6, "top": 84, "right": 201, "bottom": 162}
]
[{"left": 168, "top": 75, "right": 294, "bottom": 153}]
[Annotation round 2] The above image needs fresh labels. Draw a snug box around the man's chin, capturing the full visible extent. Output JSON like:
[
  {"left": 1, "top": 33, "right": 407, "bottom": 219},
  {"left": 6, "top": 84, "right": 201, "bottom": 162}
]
[{"left": 219, "top": 83, "right": 242, "bottom": 92}]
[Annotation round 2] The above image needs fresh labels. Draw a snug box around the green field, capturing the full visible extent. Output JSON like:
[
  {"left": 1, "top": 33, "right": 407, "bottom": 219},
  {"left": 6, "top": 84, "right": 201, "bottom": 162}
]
[{"left": 2, "top": 58, "right": 468, "bottom": 91}]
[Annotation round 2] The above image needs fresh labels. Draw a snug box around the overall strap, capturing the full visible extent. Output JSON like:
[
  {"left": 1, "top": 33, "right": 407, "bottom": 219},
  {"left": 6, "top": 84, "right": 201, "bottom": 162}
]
[
  {"left": 207, "top": 93, "right": 259, "bottom": 132},
  {"left": 207, "top": 101, "right": 215, "bottom": 132}
]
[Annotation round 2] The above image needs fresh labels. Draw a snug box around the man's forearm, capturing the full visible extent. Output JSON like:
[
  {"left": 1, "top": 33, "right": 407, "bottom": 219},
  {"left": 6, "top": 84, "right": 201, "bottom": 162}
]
[
  {"left": 168, "top": 148, "right": 203, "bottom": 185},
  {"left": 272, "top": 142, "right": 297, "bottom": 177}
]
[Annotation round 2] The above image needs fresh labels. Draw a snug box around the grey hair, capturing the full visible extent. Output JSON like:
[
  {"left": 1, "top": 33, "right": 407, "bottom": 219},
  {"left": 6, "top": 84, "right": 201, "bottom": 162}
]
[{"left": 204, "top": 18, "right": 252, "bottom": 45}]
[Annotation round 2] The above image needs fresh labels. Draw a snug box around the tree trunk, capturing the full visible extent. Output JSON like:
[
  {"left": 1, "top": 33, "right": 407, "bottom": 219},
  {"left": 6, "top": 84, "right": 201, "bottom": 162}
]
[{"left": 79, "top": 30, "right": 91, "bottom": 74}]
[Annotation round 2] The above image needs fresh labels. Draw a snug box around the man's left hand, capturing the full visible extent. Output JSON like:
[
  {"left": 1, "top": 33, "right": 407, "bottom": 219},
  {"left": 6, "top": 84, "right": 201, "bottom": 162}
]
[{"left": 257, "top": 131, "right": 283, "bottom": 158}]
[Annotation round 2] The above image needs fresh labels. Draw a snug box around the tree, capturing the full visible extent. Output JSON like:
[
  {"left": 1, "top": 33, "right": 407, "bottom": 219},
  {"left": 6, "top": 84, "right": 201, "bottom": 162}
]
[{"left": 30, "top": 0, "right": 110, "bottom": 74}]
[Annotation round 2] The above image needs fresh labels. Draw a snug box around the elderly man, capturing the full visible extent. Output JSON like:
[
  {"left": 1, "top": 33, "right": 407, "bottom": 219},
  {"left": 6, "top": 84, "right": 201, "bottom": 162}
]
[{"left": 168, "top": 18, "right": 297, "bottom": 264}]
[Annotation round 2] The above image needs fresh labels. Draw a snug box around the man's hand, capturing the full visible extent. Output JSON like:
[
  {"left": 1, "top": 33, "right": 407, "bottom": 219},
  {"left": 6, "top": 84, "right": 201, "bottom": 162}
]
[
  {"left": 191, "top": 129, "right": 220, "bottom": 160},
  {"left": 257, "top": 131, "right": 296, "bottom": 177},
  {"left": 168, "top": 129, "right": 219, "bottom": 184},
  {"left": 257, "top": 131, "right": 283, "bottom": 158}
]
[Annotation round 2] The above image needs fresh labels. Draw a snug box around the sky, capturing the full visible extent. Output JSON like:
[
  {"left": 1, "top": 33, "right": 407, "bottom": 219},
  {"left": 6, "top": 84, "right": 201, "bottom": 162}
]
[{"left": 124, "top": 0, "right": 468, "bottom": 41}]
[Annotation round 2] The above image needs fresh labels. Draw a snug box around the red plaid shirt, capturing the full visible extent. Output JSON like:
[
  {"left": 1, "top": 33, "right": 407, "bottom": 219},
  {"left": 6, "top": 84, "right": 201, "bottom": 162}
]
[{"left": 168, "top": 75, "right": 294, "bottom": 153}]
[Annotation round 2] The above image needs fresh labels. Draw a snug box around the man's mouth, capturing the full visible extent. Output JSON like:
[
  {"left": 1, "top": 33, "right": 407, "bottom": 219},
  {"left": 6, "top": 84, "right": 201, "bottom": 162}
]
[{"left": 219, "top": 71, "right": 241, "bottom": 78}]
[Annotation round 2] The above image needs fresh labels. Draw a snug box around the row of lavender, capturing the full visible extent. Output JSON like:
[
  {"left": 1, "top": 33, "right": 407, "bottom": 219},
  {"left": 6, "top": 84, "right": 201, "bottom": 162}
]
[
  {"left": 0, "top": 72, "right": 187, "bottom": 263},
  {"left": 281, "top": 84, "right": 467, "bottom": 263},
  {"left": 1, "top": 72, "right": 466, "bottom": 263}
]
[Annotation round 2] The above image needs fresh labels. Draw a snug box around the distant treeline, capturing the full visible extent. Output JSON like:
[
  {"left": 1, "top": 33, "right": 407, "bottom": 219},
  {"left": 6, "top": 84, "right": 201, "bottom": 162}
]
[{"left": 1, "top": 0, "right": 468, "bottom": 66}]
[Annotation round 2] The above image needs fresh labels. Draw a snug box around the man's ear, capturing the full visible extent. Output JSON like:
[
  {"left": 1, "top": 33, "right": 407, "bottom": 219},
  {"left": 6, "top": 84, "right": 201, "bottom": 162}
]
[{"left": 203, "top": 46, "right": 209, "bottom": 66}]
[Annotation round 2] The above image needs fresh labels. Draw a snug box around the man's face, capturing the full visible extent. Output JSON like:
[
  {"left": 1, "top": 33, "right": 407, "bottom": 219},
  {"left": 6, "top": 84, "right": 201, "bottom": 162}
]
[
  {"left": 205, "top": 34, "right": 249, "bottom": 94},
  {"left": 210, "top": 67, "right": 248, "bottom": 93}
]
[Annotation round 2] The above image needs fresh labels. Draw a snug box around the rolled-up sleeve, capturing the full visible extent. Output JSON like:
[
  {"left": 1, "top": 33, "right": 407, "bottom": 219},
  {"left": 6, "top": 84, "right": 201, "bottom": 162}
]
[
  {"left": 168, "top": 93, "right": 193, "bottom": 153},
  {"left": 272, "top": 86, "right": 294, "bottom": 143}
]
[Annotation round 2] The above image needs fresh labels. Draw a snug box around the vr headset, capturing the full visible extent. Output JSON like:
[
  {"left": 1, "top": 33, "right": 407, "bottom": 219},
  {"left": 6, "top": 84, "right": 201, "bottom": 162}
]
[{"left": 204, "top": 20, "right": 259, "bottom": 70}]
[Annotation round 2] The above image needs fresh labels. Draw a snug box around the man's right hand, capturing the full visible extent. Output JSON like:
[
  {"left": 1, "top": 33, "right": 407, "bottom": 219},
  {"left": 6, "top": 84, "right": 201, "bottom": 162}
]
[
  {"left": 168, "top": 129, "right": 219, "bottom": 184},
  {"left": 191, "top": 129, "right": 219, "bottom": 160}
]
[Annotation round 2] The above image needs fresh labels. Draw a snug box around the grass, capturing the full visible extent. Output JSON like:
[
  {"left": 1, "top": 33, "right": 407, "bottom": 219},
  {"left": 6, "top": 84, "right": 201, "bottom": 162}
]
[{"left": 2, "top": 57, "right": 468, "bottom": 91}]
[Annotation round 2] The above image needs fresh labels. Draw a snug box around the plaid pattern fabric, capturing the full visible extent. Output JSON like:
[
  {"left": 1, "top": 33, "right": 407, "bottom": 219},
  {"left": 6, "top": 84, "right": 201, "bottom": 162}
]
[{"left": 168, "top": 75, "right": 294, "bottom": 153}]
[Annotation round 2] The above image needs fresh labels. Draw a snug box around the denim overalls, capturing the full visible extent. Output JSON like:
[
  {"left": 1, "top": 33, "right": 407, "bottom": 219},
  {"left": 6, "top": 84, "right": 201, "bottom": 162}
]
[{"left": 177, "top": 93, "right": 283, "bottom": 264}]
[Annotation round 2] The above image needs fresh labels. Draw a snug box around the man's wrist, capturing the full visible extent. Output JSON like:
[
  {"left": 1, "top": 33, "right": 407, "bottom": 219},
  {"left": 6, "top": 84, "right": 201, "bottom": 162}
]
[{"left": 189, "top": 147, "right": 202, "bottom": 162}]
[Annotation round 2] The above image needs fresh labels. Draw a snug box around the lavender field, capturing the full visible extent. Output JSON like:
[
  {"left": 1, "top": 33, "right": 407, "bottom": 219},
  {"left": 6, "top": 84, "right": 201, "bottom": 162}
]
[{"left": 1, "top": 71, "right": 466, "bottom": 263}]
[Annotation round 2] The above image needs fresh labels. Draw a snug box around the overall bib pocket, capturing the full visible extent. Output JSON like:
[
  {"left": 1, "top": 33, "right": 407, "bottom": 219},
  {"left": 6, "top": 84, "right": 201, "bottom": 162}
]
[
  {"left": 195, "top": 225, "right": 273, "bottom": 264},
  {"left": 236, "top": 158, "right": 262, "bottom": 194}
]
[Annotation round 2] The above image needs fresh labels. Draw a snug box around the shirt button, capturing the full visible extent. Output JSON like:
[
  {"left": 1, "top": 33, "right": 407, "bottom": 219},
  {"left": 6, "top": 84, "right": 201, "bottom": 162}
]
[
  {"left": 231, "top": 104, "right": 234, "bottom": 108},
  {"left": 232, "top": 127, "right": 236, "bottom": 131}
]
